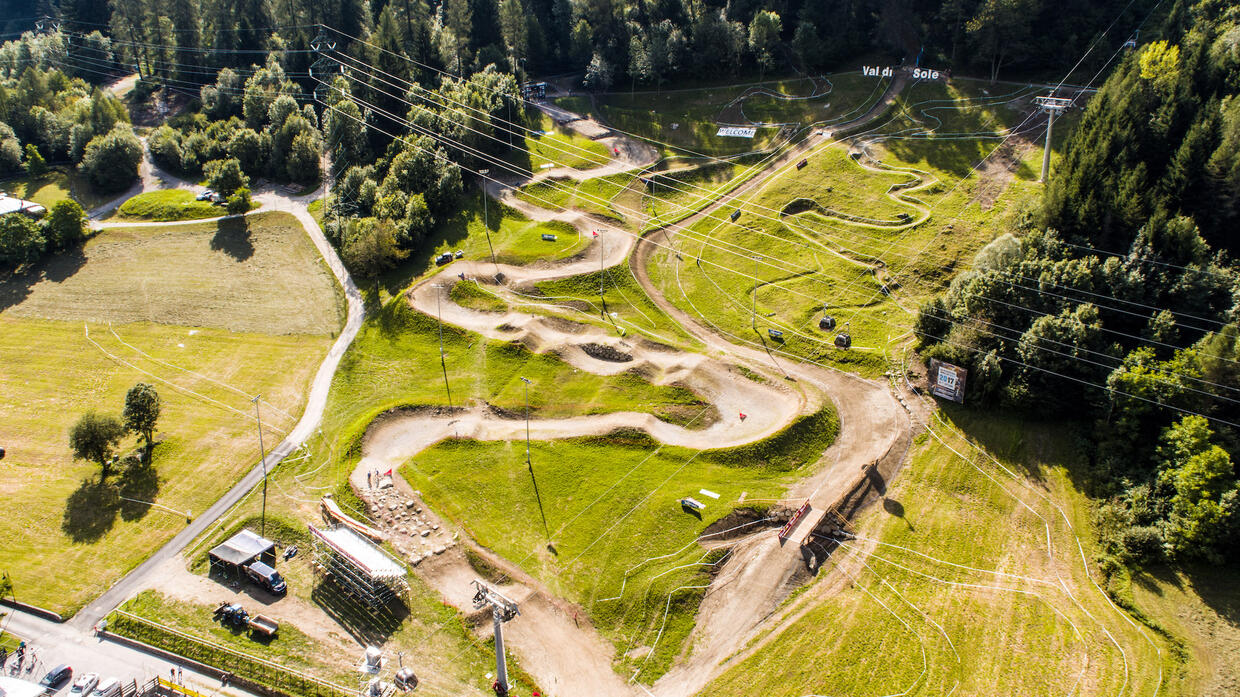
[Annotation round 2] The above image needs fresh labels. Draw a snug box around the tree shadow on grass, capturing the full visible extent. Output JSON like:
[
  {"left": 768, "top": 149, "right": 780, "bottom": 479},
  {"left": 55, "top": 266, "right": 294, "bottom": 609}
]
[
  {"left": 883, "top": 136, "right": 991, "bottom": 179},
  {"left": 62, "top": 476, "right": 121, "bottom": 543},
  {"left": 0, "top": 246, "right": 88, "bottom": 312},
  {"left": 211, "top": 217, "right": 254, "bottom": 261},
  {"left": 882, "top": 497, "right": 914, "bottom": 531},
  {"left": 63, "top": 454, "right": 163, "bottom": 540},
  {"left": 1135, "top": 563, "right": 1240, "bottom": 628},
  {"left": 937, "top": 403, "right": 1070, "bottom": 487},
  {"left": 117, "top": 455, "right": 161, "bottom": 522}
]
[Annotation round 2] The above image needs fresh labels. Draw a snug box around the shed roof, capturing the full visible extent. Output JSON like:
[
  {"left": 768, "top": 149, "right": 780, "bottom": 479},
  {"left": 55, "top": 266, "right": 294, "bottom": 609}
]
[
  {"left": 209, "top": 529, "right": 275, "bottom": 566},
  {"left": 0, "top": 193, "right": 45, "bottom": 216},
  {"left": 0, "top": 676, "right": 50, "bottom": 697}
]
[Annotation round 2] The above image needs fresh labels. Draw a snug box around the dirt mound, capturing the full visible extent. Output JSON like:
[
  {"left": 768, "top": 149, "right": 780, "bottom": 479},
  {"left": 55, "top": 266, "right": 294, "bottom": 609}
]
[
  {"left": 700, "top": 507, "right": 779, "bottom": 540},
  {"left": 580, "top": 343, "right": 634, "bottom": 362}
]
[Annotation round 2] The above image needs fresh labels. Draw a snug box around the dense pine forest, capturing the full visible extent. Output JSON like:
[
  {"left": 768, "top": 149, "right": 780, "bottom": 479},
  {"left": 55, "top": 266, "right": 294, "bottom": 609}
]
[{"left": 917, "top": 0, "right": 1240, "bottom": 565}]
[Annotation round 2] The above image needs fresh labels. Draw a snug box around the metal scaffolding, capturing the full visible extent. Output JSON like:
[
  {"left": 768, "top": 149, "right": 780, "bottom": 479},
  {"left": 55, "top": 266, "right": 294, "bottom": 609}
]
[{"left": 309, "top": 525, "right": 409, "bottom": 608}]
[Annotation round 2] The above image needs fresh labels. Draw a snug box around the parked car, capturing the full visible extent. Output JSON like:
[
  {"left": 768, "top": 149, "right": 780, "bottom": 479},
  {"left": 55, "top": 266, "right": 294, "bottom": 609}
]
[
  {"left": 245, "top": 561, "right": 287, "bottom": 594},
  {"left": 434, "top": 252, "right": 454, "bottom": 266},
  {"left": 39, "top": 665, "right": 73, "bottom": 691},
  {"left": 454, "top": 249, "right": 464, "bottom": 259},
  {"left": 195, "top": 189, "right": 216, "bottom": 201},
  {"left": 68, "top": 673, "right": 98, "bottom": 697},
  {"left": 89, "top": 678, "right": 121, "bottom": 697}
]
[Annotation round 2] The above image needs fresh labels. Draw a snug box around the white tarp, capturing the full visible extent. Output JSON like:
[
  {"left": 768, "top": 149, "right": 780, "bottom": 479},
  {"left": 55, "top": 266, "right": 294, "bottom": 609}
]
[
  {"left": 716, "top": 126, "right": 757, "bottom": 138},
  {"left": 0, "top": 193, "right": 45, "bottom": 216},
  {"left": 312, "top": 525, "right": 406, "bottom": 580},
  {"left": 0, "top": 676, "right": 49, "bottom": 697}
]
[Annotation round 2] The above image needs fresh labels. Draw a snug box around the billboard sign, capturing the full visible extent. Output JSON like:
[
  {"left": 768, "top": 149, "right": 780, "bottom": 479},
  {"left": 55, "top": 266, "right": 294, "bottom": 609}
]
[{"left": 929, "top": 359, "right": 967, "bottom": 403}]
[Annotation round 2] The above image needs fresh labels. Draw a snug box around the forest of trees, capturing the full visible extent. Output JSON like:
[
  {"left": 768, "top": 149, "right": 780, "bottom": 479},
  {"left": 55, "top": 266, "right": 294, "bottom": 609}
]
[
  {"left": 25, "top": 0, "right": 1163, "bottom": 95},
  {"left": 915, "top": 0, "right": 1240, "bottom": 566}
]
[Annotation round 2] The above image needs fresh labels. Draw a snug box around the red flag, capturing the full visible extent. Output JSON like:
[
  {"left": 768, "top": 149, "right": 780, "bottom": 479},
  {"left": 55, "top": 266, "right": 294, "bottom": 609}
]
[
  {"left": 592, "top": 230, "right": 599, "bottom": 237},
  {"left": 383, "top": 468, "right": 392, "bottom": 477}
]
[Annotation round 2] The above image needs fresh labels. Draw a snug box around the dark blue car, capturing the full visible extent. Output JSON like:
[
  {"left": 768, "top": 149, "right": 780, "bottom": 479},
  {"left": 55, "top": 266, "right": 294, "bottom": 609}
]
[{"left": 40, "top": 665, "right": 73, "bottom": 691}]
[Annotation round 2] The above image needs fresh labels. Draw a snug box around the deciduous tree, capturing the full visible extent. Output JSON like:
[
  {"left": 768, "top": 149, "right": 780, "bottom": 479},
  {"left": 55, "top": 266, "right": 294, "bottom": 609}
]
[
  {"left": 43, "top": 199, "right": 86, "bottom": 250},
  {"left": 123, "top": 383, "right": 161, "bottom": 461},
  {"left": 204, "top": 157, "right": 249, "bottom": 197},
  {"left": 79, "top": 124, "right": 141, "bottom": 193},
  {"left": 70, "top": 412, "right": 127, "bottom": 479},
  {"left": 0, "top": 213, "right": 45, "bottom": 267},
  {"left": 747, "top": 10, "right": 781, "bottom": 78}
]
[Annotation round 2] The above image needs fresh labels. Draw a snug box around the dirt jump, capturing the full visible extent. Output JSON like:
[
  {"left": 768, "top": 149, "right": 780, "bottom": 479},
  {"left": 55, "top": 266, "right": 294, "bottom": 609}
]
[{"left": 337, "top": 76, "right": 916, "bottom": 697}]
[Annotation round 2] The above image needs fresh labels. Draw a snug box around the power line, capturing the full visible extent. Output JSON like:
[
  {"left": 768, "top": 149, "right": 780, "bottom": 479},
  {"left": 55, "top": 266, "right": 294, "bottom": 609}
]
[
  {"left": 321, "top": 34, "right": 1237, "bottom": 349},
  {"left": 309, "top": 92, "right": 1240, "bottom": 424},
  {"left": 311, "top": 67, "right": 1240, "bottom": 401}
]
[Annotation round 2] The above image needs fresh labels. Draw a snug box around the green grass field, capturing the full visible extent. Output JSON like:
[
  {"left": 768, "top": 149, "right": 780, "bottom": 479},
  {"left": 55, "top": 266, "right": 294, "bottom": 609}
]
[
  {"left": 115, "top": 590, "right": 358, "bottom": 683},
  {"left": 315, "top": 299, "right": 715, "bottom": 451},
  {"left": 0, "top": 318, "right": 333, "bottom": 616},
  {"left": 0, "top": 170, "right": 73, "bottom": 209},
  {"left": 2, "top": 212, "right": 344, "bottom": 335},
  {"left": 449, "top": 278, "right": 508, "bottom": 312},
  {"left": 0, "top": 168, "right": 118, "bottom": 211},
  {"left": 640, "top": 160, "right": 757, "bottom": 230},
  {"left": 515, "top": 173, "right": 637, "bottom": 224},
  {"left": 518, "top": 111, "right": 611, "bottom": 171},
  {"left": 1116, "top": 564, "right": 1240, "bottom": 696},
  {"left": 524, "top": 265, "right": 700, "bottom": 347},
  {"left": 644, "top": 77, "right": 1067, "bottom": 377},
  {"left": 400, "top": 407, "right": 838, "bottom": 682},
  {"left": 0, "top": 206, "right": 343, "bottom": 616},
  {"left": 702, "top": 410, "right": 1168, "bottom": 696},
  {"left": 562, "top": 73, "right": 885, "bottom": 158},
  {"left": 113, "top": 189, "right": 256, "bottom": 221},
  {"left": 365, "top": 195, "right": 594, "bottom": 305}
]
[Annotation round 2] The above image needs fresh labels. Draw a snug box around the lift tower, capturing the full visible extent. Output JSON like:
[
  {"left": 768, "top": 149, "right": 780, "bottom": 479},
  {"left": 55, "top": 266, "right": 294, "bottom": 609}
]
[
  {"left": 1034, "top": 95, "right": 1072, "bottom": 183},
  {"left": 472, "top": 580, "right": 520, "bottom": 696}
]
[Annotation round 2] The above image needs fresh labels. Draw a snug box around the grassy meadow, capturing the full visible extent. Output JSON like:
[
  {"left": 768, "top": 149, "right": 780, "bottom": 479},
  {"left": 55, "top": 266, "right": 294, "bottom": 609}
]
[
  {"left": 3, "top": 212, "right": 344, "bottom": 335},
  {"left": 0, "top": 318, "right": 333, "bottom": 615},
  {"left": 400, "top": 407, "right": 839, "bottom": 681},
  {"left": 0, "top": 210, "right": 342, "bottom": 615},
  {"left": 645, "top": 77, "right": 1068, "bottom": 377},
  {"left": 703, "top": 410, "right": 1169, "bottom": 697}
]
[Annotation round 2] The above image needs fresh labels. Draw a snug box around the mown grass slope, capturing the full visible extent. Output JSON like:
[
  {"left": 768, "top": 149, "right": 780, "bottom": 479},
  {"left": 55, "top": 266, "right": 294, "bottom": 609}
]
[
  {"left": 703, "top": 411, "right": 1168, "bottom": 697},
  {"left": 114, "top": 189, "right": 255, "bottom": 221},
  {"left": 0, "top": 318, "right": 332, "bottom": 615},
  {"left": 401, "top": 407, "right": 839, "bottom": 682},
  {"left": 2, "top": 212, "right": 343, "bottom": 335},
  {"left": 647, "top": 78, "right": 1065, "bottom": 377}
]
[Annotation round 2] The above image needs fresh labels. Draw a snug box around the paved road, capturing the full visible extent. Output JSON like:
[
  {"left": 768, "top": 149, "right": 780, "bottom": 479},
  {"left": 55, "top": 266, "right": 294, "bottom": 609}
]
[
  {"left": 67, "top": 188, "right": 364, "bottom": 632},
  {"left": 3, "top": 609, "right": 258, "bottom": 697}
]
